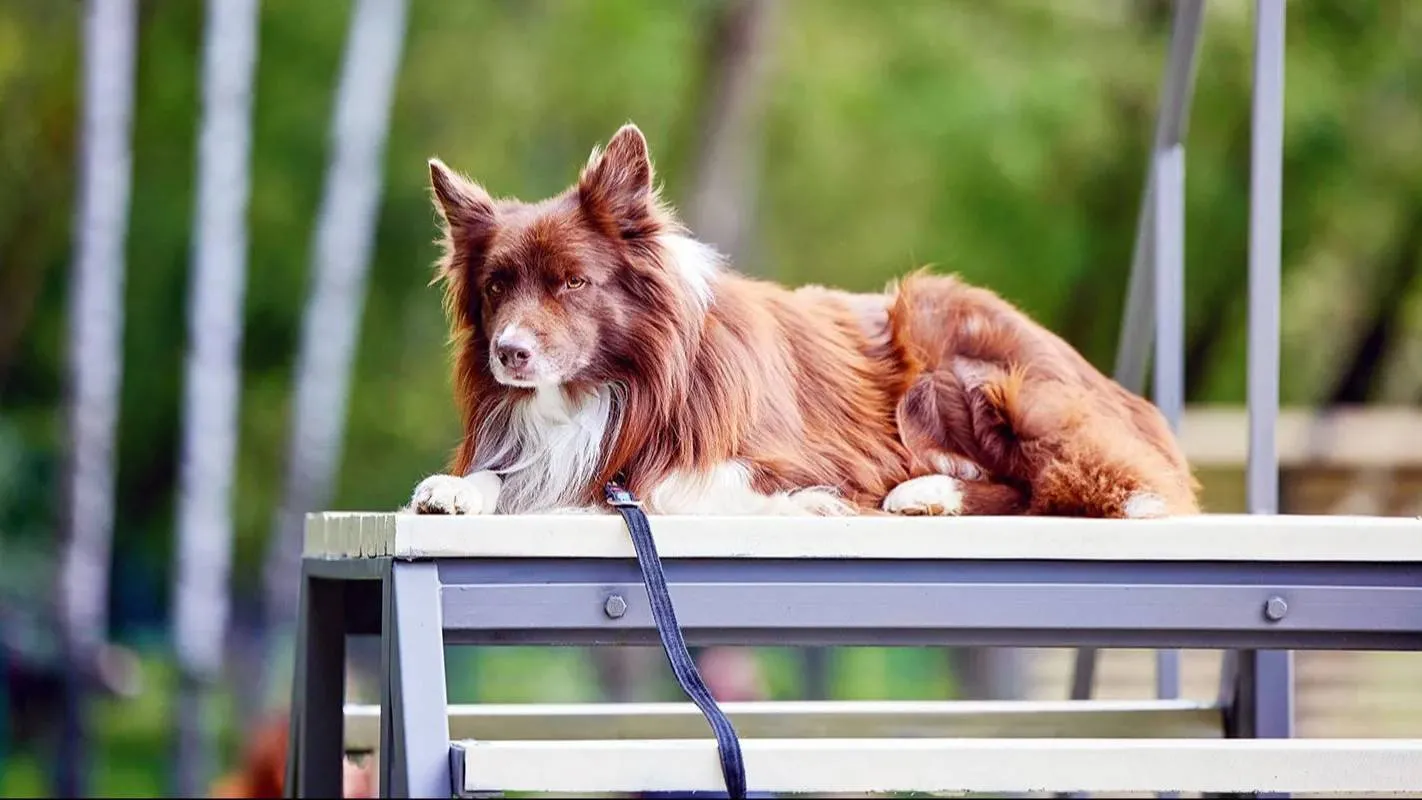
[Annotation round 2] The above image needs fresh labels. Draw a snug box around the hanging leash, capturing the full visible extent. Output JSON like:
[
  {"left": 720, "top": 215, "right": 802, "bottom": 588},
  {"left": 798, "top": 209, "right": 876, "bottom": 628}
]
[{"left": 604, "top": 481, "right": 748, "bottom": 800}]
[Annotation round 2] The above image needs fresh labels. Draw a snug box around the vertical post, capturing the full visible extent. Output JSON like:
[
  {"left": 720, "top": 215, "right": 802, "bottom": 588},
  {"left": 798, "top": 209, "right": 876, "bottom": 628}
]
[
  {"left": 1241, "top": 0, "right": 1295, "bottom": 755},
  {"left": 1076, "top": 0, "right": 1204, "bottom": 703},
  {"left": 1152, "top": 145, "right": 1186, "bottom": 702},
  {"left": 386, "top": 562, "right": 451, "bottom": 798},
  {"left": 1248, "top": 0, "right": 1285, "bottom": 514},
  {"left": 291, "top": 572, "right": 347, "bottom": 798},
  {"left": 1111, "top": 0, "right": 1207, "bottom": 390},
  {"left": 801, "top": 648, "right": 830, "bottom": 700}
]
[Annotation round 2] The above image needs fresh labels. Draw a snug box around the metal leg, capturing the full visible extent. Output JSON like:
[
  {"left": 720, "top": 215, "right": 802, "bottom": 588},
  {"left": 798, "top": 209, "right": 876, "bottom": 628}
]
[
  {"left": 378, "top": 565, "right": 396, "bottom": 798},
  {"left": 283, "top": 586, "right": 307, "bottom": 797},
  {"left": 386, "top": 561, "right": 451, "bottom": 798},
  {"left": 292, "top": 570, "right": 347, "bottom": 798},
  {"left": 1247, "top": 0, "right": 1285, "bottom": 517},
  {"left": 1228, "top": 650, "right": 1294, "bottom": 740},
  {"left": 1076, "top": 0, "right": 1205, "bottom": 705},
  {"left": 1153, "top": 143, "right": 1187, "bottom": 704},
  {"left": 801, "top": 647, "right": 830, "bottom": 699},
  {"left": 1069, "top": 648, "right": 1096, "bottom": 700},
  {"left": 1222, "top": 650, "right": 1296, "bottom": 800},
  {"left": 1234, "top": 7, "right": 1293, "bottom": 797}
]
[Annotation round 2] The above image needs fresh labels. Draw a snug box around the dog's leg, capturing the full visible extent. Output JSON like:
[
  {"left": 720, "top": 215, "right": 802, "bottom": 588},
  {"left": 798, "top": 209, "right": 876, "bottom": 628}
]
[
  {"left": 649, "top": 462, "right": 859, "bottom": 516},
  {"left": 406, "top": 470, "right": 501, "bottom": 515},
  {"left": 963, "top": 368, "right": 1197, "bottom": 519}
]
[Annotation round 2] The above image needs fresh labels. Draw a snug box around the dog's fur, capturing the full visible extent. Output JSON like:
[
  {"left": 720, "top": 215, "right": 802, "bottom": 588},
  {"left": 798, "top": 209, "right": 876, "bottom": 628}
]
[
  {"left": 408, "top": 124, "right": 1199, "bottom": 519},
  {"left": 209, "top": 712, "right": 375, "bottom": 798}
]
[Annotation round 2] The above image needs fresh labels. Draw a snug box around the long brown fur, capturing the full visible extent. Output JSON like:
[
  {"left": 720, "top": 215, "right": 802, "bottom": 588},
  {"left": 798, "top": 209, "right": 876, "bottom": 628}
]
[{"left": 424, "top": 124, "right": 1199, "bottom": 518}]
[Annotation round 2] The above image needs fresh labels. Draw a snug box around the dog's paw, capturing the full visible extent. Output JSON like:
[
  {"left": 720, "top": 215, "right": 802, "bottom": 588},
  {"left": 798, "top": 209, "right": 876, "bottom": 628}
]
[
  {"left": 408, "top": 474, "right": 495, "bottom": 515},
  {"left": 788, "top": 488, "right": 859, "bottom": 517},
  {"left": 882, "top": 475, "right": 964, "bottom": 516},
  {"left": 1123, "top": 491, "right": 1168, "bottom": 519},
  {"left": 928, "top": 452, "right": 986, "bottom": 482}
]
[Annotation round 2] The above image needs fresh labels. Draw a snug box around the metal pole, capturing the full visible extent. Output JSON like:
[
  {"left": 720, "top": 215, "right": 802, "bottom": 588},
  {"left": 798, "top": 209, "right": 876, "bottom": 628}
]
[
  {"left": 1243, "top": 0, "right": 1294, "bottom": 744},
  {"left": 1152, "top": 144, "right": 1186, "bottom": 701},
  {"left": 1111, "top": 0, "right": 1207, "bottom": 391},
  {"left": 1074, "top": 0, "right": 1204, "bottom": 704}
]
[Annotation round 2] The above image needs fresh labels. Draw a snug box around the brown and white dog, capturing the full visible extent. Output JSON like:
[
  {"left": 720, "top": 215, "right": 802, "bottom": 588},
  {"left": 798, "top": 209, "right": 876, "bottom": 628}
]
[{"left": 408, "top": 124, "right": 1198, "bottom": 519}]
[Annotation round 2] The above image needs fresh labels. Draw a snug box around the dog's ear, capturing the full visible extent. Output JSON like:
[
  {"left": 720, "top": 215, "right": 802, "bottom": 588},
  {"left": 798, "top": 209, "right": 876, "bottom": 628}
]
[
  {"left": 578, "top": 123, "right": 659, "bottom": 239},
  {"left": 429, "top": 158, "right": 496, "bottom": 247}
]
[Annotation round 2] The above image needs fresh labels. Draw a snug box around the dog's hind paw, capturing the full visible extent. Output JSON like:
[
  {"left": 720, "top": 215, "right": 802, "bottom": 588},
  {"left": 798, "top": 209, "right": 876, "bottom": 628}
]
[
  {"left": 1123, "top": 491, "right": 1168, "bottom": 519},
  {"left": 882, "top": 475, "right": 964, "bottom": 516},
  {"left": 407, "top": 472, "right": 499, "bottom": 515}
]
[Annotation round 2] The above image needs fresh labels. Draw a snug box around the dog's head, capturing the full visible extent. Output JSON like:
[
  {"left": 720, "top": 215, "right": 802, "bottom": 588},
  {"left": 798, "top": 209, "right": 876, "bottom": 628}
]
[{"left": 429, "top": 124, "right": 716, "bottom": 391}]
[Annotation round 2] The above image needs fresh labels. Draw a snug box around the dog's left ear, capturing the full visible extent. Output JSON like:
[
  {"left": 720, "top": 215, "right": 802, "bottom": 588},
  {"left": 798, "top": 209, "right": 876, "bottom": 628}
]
[{"left": 578, "top": 123, "right": 659, "bottom": 239}]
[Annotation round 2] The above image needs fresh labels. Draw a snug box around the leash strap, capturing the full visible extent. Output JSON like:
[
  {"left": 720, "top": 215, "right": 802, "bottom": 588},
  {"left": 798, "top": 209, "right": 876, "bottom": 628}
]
[{"left": 604, "top": 482, "right": 748, "bottom": 799}]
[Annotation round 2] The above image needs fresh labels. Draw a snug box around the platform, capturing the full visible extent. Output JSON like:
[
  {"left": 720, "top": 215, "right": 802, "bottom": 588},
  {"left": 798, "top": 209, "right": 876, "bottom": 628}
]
[{"left": 288, "top": 510, "right": 1422, "bottom": 797}]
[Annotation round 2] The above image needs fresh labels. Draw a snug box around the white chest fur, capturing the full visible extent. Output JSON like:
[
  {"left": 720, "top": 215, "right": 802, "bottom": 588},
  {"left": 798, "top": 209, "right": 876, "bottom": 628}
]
[{"left": 470, "top": 385, "right": 617, "bottom": 513}]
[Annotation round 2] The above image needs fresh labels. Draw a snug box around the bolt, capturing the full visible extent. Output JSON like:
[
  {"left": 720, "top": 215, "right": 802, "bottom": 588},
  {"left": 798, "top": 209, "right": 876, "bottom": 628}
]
[
  {"left": 604, "top": 594, "right": 627, "bottom": 619},
  {"left": 1263, "top": 596, "right": 1288, "bottom": 622}
]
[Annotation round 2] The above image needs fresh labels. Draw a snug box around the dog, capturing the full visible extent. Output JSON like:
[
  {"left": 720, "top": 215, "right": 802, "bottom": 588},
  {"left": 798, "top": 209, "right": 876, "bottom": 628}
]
[{"left": 407, "top": 123, "right": 1198, "bottom": 519}]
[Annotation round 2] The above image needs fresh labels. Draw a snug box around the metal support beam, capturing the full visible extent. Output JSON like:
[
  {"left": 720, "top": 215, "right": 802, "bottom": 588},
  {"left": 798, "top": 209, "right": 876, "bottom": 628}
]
[
  {"left": 1242, "top": 0, "right": 1294, "bottom": 768},
  {"left": 1153, "top": 144, "right": 1187, "bottom": 702},
  {"left": 289, "top": 575, "right": 347, "bottom": 798},
  {"left": 1076, "top": 0, "right": 1205, "bottom": 703},
  {"left": 384, "top": 562, "right": 452, "bottom": 798},
  {"left": 1112, "top": 0, "right": 1207, "bottom": 391}
]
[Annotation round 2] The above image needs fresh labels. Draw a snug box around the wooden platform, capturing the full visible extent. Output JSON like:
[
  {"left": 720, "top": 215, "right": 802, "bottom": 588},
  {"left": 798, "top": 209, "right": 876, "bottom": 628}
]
[
  {"left": 343, "top": 699, "right": 1223, "bottom": 752},
  {"left": 304, "top": 510, "right": 1422, "bottom": 561},
  {"left": 451, "top": 737, "right": 1422, "bottom": 795}
]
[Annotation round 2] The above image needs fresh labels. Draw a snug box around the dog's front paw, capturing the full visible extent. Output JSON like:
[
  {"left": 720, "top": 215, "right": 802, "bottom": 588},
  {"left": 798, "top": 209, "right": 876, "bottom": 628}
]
[{"left": 408, "top": 473, "right": 496, "bottom": 515}]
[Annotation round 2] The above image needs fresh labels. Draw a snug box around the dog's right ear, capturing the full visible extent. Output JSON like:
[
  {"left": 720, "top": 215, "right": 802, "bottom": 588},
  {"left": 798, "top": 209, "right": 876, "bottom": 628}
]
[{"left": 429, "top": 158, "right": 495, "bottom": 244}]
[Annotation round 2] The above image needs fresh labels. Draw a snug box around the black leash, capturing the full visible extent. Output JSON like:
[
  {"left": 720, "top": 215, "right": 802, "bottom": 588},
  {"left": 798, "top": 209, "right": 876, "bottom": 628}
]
[{"left": 605, "top": 481, "right": 748, "bottom": 800}]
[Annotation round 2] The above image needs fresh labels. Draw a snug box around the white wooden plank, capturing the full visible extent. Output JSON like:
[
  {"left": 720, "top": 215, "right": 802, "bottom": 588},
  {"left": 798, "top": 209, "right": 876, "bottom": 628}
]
[
  {"left": 1181, "top": 406, "right": 1422, "bottom": 468},
  {"left": 454, "top": 737, "right": 1422, "bottom": 795},
  {"left": 342, "top": 699, "right": 1222, "bottom": 751},
  {"left": 300, "top": 511, "right": 1422, "bottom": 562}
]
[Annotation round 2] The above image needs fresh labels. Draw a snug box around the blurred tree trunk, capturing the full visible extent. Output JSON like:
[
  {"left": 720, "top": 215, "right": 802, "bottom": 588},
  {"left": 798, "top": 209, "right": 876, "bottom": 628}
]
[
  {"left": 257, "top": 0, "right": 409, "bottom": 714},
  {"left": 170, "top": 0, "right": 261, "bottom": 794},
  {"left": 55, "top": 0, "right": 138, "bottom": 795},
  {"left": 683, "top": 0, "right": 775, "bottom": 270}
]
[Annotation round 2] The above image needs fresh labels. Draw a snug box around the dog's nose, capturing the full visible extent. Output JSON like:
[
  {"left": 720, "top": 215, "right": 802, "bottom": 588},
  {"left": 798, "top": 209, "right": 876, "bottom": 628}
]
[{"left": 496, "top": 343, "right": 532, "bottom": 369}]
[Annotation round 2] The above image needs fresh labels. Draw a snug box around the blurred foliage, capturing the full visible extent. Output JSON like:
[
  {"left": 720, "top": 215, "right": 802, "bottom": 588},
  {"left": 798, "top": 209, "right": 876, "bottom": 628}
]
[{"left": 2, "top": 0, "right": 1422, "bottom": 792}]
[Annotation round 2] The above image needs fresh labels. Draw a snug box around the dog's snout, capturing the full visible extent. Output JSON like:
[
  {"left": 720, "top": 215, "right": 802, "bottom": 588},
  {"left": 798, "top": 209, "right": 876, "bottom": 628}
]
[{"left": 496, "top": 343, "right": 532, "bottom": 369}]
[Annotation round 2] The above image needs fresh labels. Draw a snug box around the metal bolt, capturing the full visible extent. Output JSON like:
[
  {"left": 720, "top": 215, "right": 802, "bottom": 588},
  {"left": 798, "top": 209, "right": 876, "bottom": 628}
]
[
  {"left": 604, "top": 594, "right": 627, "bottom": 619},
  {"left": 1263, "top": 596, "right": 1288, "bottom": 622}
]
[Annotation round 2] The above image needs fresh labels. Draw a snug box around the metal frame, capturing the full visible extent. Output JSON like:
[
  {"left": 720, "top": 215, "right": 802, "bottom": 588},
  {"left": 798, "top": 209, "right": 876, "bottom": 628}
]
[{"left": 287, "top": 544, "right": 1422, "bottom": 797}]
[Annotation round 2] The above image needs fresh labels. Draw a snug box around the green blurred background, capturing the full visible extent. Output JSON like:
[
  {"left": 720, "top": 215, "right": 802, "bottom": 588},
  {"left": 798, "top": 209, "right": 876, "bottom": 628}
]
[{"left": 2, "top": 0, "right": 1421, "bottom": 796}]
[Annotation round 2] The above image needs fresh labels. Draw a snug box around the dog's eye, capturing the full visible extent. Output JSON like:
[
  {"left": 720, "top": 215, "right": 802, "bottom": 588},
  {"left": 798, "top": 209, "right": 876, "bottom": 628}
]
[
  {"left": 565, "top": 276, "right": 588, "bottom": 290},
  {"left": 486, "top": 282, "right": 504, "bottom": 296}
]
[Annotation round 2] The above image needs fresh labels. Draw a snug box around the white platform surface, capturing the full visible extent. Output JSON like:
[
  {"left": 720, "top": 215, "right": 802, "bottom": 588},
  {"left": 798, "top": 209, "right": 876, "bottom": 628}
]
[
  {"left": 454, "top": 736, "right": 1422, "bottom": 794},
  {"left": 305, "top": 511, "right": 1422, "bottom": 561}
]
